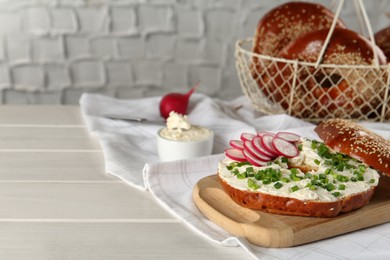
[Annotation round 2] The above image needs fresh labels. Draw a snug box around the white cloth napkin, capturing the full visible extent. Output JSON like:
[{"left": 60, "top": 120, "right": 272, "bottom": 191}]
[{"left": 80, "top": 93, "right": 390, "bottom": 259}]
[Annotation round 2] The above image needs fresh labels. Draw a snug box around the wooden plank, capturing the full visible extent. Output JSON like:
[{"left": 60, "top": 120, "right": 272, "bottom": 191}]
[
  {"left": 0, "top": 222, "right": 251, "bottom": 260},
  {"left": 0, "top": 127, "right": 100, "bottom": 150},
  {"left": 193, "top": 174, "right": 390, "bottom": 248},
  {"left": 0, "top": 151, "right": 112, "bottom": 181},
  {"left": 0, "top": 182, "right": 173, "bottom": 220},
  {"left": 0, "top": 105, "right": 84, "bottom": 125}
]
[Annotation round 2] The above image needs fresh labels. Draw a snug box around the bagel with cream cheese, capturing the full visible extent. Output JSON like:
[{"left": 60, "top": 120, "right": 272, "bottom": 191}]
[{"left": 218, "top": 119, "right": 387, "bottom": 217}]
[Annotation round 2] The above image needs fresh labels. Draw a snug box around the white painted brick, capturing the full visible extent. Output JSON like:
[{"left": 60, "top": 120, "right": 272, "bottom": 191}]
[
  {"left": 21, "top": 7, "right": 51, "bottom": 34},
  {"left": 174, "top": 38, "right": 199, "bottom": 62},
  {"left": 106, "top": 61, "right": 133, "bottom": 85},
  {"left": 190, "top": 0, "right": 213, "bottom": 9},
  {"left": 76, "top": 7, "right": 108, "bottom": 33},
  {"left": 0, "top": 62, "right": 10, "bottom": 86},
  {"left": 3, "top": 89, "right": 28, "bottom": 104},
  {"left": 162, "top": 62, "right": 188, "bottom": 89},
  {"left": 115, "top": 86, "right": 145, "bottom": 100},
  {"left": 51, "top": 8, "right": 77, "bottom": 33},
  {"left": 117, "top": 37, "right": 144, "bottom": 59},
  {"left": 32, "top": 36, "right": 64, "bottom": 62},
  {"left": 12, "top": 65, "right": 44, "bottom": 90},
  {"left": 214, "top": 0, "right": 239, "bottom": 9},
  {"left": 0, "top": 0, "right": 387, "bottom": 105},
  {"left": 200, "top": 38, "right": 223, "bottom": 64},
  {"left": 110, "top": 6, "right": 137, "bottom": 34},
  {"left": 145, "top": 33, "right": 175, "bottom": 58},
  {"left": 134, "top": 60, "right": 162, "bottom": 85},
  {"left": 237, "top": 9, "right": 264, "bottom": 39},
  {"left": 65, "top": 36, "right": 90, "bottom": 59},
  {"left": 62, "top": 87, "right": 114, "bottom": 105},
  {"left": 0, "top": 12, "right": 20, "bottom": 34},
  {"left": 176, "top": 8, "right": 202, "bottom": 37},
  {"left": 29, "top": 90, "right": 62, "bottom": 104},
  {"left": 6, "top": 35, "right": 31, "bottom": 63},
  {"left": 138, "top": 5, "right": 173, "bottom": 33},
  {"left": 147, "top": 0, "right": 176, "bottom": 4},
  {"left": 91, "top": 37, "right": 115, "bottom": 59},
  {"left": 70, "top": 59, "right": 105, "bottom": 87},
  {"left": 44, "top": 64, "right": 70, "bottom": 89},
  {"left": 57, "top": 0, "right": 84, "bottom": 5},
  {"left": 189, "top": 65, "right": 220, "bottom": 95},
  {"left": 204, "top": 9, "right": 235, "bottom": 40},
  {"left": 220, "top": 62, "right": 241, "bottom": 100},
  {"left": 4, "top": 81, "right": 61, "bottom": 105},
  {"left": 0, "top": 37, "right": 4, "bottom": 60}
]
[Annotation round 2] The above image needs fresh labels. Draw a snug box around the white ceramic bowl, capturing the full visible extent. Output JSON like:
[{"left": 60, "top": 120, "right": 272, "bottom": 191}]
[{"left": 156, "top": 128, "right": 214, "bottom": 162}]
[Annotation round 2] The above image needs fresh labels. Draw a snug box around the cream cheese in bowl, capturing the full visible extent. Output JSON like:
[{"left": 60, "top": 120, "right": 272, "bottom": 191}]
[{"left": 157, "top": 112, "right": 213, "bottom": 162}]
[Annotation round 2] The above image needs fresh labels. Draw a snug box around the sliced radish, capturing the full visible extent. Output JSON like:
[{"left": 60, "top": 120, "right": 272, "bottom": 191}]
[
  {"left": 243, "top": 149, "right": 268, "bottom": 167},
  {"left": 240, "top": 132, "right": 256, "bottom": 142},
  {"left": 243, "top": 140, "right": 271, "bottom": 161},
  {"left": 260, "top": 134, "right": 280, "bottom": 156},
  {"left": 272, "top": 137, "right": 299, "bottom": 158},
  {"left": 229, "top": 140, "right": 244, "bottom": 150},
  {"left": 225, "top": 148, "right": 247, "bottom": 162},
  {"left": 276, "top": 132, "right": 301, "bottom": 143},
  {"left": 257, "top": 131, "right": 274, "bottom": 137},
  {"left": 252, "top": 136, "right": 274, "bottom": 158}
]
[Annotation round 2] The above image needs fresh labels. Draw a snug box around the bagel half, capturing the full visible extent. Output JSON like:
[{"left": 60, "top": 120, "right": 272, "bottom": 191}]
[
  {"left": 218, "top": 120, "right": 385, "bottom": 218},
  {"left": 314, "top": 118, "right": 390, "bottom": 177}
]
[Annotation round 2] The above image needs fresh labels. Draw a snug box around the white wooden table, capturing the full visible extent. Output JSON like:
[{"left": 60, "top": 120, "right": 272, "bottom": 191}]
[{"left": 0, "top": 105, "right": 252, "bottom": 260}]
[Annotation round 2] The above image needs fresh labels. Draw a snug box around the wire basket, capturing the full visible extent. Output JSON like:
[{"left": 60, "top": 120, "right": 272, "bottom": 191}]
[{"left": 235, "top": 0, "right": 390, "bottom": 123}]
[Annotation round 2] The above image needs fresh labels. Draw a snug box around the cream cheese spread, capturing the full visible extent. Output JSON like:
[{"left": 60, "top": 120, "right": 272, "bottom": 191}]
[
  {"left": 159, "top": 111, "right": 211, "bottom": 141},
  {"left": 218, "top": 138, "right": 379, "bottom": 202}
]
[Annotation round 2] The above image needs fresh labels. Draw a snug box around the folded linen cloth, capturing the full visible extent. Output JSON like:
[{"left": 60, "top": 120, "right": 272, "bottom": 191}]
[
  {"left": 80, "top": 93, "right": 311, "bottom": 189},
  {"left": 145, "top": 154, "right": 390, "bottom": 260},
  {"left": 80, "top": 93, "right": 390, "bottom": 259}
]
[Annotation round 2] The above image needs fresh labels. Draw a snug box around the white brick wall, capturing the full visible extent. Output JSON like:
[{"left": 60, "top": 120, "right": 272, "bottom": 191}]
[{"left": 0, "top": 0, "right": 388, "bottom": 104}]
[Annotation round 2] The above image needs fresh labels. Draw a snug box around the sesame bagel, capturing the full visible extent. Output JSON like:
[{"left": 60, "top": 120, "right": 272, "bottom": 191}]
[
  {"left": 268, "top": 27, "right": 387, "bottom": 119},
  {"left": 252, "top": 2, "right": 345, "bottom": 57},
  {"left": 218, "top": 134, "right": 380, "bottom": 218},
  {"left": 315, "top": 119, "right": 390, "bottom": 176},
  {"left": 375, "top": 26, "right": 390, "bottom": 61}
]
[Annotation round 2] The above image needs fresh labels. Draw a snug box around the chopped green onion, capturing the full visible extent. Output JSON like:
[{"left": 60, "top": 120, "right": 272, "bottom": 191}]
[
  {"left": 332, "top": 191, "right": 341, "bottom": 197},
  {"left": 281, "top": 177, "right": 290, "bottom": 183},
  {"left": 305, "top": 173, "right": 313, "bottom": 179},
  {"left": 338, "top": 184, "right": 346, "bottom": 190},
  {"left": 262, "top": 179, "right": 272, "bottom": 185},
  {"left": 237, "top": 173, "right": 246, "bottom": 179},
  {"left": 291, "top": 185, "right": 299, "bottom": 192},
  {"left": 326, "top": 183, "right": 335, "bottom": 191},
  {"left": 274, "top": 182, "right": 283, "bottom": 189},
  {"left": 247, "top": 178, "right": 259, "bottom": 190},
  {"left": 232, "top": 168, "right": 239, "bottom": 175}
]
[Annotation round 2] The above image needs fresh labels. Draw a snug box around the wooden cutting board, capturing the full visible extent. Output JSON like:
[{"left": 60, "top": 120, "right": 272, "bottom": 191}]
[{"left": 192, "top": 174, "right": 390, "bottom": 248}]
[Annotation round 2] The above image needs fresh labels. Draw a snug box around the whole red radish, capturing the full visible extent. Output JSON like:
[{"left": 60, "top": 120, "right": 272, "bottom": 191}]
[{"left": 159, "top": 82, "right": 199, "bottom": 119}]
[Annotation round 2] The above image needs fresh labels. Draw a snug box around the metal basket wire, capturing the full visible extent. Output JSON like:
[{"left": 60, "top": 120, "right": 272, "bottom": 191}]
[{"left": 235, "top": 0, "right": 390, "bottom": 122}]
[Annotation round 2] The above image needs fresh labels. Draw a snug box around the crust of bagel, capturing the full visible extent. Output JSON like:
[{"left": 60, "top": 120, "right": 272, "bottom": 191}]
[
  {"left": 252, "top": 2, "right": 345, "bottom": 57},
  {"left": 218, "top": 174, "right": 376, "bottom": 218},
  {"left": 315, "top": 119, "right": 390, "bottom": 177}
]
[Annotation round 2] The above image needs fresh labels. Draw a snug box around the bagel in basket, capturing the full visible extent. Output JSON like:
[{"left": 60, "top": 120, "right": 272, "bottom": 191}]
[
  {"left": 251, "top": 1, "right": 345, "bottom": 107},
  {"left": 252, "top": 1, "right": 345, "bottom": 57},
  {"left": 218, "top": 119, "right": 389, "bottom": 218},
  {"left": 375, "top": 26, "right": 390, "bottom": 61},
  {"left": 250, "top": 2, "right": 388, "bottom": 120},
  {"left": 267, "top": 27, "right": 387, "bottom": 119}
]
